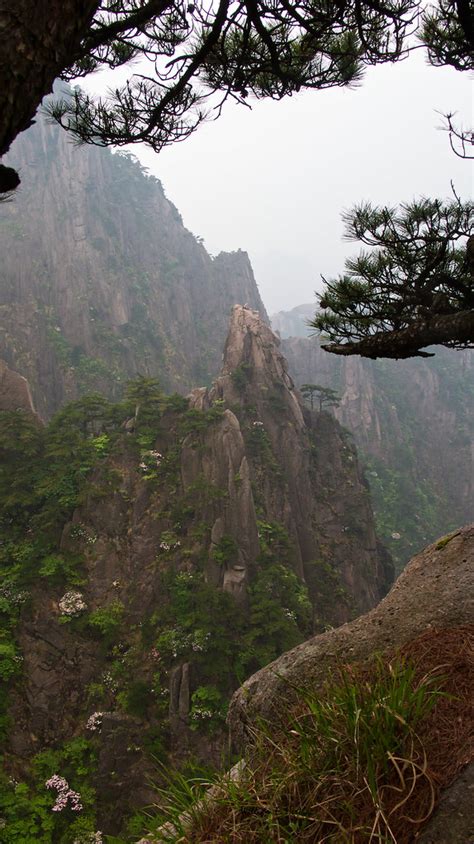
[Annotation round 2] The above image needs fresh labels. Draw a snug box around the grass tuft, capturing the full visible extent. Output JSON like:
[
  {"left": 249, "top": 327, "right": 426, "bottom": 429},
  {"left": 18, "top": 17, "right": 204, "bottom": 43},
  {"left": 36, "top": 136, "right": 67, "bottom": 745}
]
[{"left": 136, "top": 625, "right": 473, "bottom": 843}]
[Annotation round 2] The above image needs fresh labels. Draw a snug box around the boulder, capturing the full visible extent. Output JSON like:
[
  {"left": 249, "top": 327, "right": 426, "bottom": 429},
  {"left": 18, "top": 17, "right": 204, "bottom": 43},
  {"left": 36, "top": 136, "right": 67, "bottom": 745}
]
[
  {"left": 0, "top": 358, "right": 39, "bottom": 417},
  {"left": 228, "top": 525, "right": 474, "bottom": 747}
]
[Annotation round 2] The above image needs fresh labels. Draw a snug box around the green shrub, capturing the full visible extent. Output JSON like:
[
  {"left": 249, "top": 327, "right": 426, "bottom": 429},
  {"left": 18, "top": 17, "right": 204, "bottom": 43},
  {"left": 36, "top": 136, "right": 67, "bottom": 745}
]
[
  {"left": 231, "top": 363, "right": 252, "bottom": 391},
  {"left": 189, "top": 685, "right": 226, "bottom": 733},
  {"left": 88, "top": 601, "right": 124, "bottom": 637},
  {"left": 211, "top": 535, "right": 238, "bottom": 566},
  {"left": 119, "top": 680, "right": 151, "bottom": 718},
  {"left": 0, "top": 640, "right": 21, "bottom": 681}
]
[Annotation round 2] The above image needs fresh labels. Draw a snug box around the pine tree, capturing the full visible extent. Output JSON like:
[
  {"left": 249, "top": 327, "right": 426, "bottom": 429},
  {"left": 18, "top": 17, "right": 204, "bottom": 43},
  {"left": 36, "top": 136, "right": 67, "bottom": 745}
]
[{"left": 312, "top": 197, "right": 473, "bottom": 358}]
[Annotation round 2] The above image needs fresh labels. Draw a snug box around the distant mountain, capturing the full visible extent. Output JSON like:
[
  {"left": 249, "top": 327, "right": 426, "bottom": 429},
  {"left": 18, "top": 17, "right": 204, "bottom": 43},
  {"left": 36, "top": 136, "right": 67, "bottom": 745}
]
[
  {"left": 271, "top": 302, "right": 315, "bottom": 339},
  {"left": 1, "top": 105, "right": 266, "bottom": 418}
]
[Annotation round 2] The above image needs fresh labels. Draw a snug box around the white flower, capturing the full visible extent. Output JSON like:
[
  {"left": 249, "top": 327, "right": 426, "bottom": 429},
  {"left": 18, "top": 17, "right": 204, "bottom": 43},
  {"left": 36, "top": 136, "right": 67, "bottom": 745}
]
[
  {"left": 58, "top": 591, "right": 87, "bottom": 617},
  {"left": 45, "top": 775, "right": 82, "bottom": 813},
  {"left": 86, "top": 712, "right": 104, "bottom": 732},
  {"left": 139, "top": 450, "right": 163, "bottom": 472}
]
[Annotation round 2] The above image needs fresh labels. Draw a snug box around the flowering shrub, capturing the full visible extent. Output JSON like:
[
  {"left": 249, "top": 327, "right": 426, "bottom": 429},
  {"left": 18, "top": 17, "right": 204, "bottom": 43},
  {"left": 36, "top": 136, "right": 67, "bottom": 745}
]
[
  {"left": 69, "top": 524, "right": 98, "bottom": 545},
  {"left": 85, "top": 712, "right": 104, "bottom": 732},
  {"left": 138, "top": 449, "right": 163, "bottom": 474},
  {"left": 0, "top": 585, "right": 29, "bottom": 610},
  {"left": 158, "top": 531, "right": 181, "bottom": 553},
  {"left": 102, "top": 671, "right": 119, "bottom": 694},
  {"left": 189, "top": 685, "right": 226, "bottom": 732},
  {"left": 58, "top": 591, "right": 87, "bottom": 617},
  {"left": 45, "top": 775, "right": 82, "bottom": 812},
  {"left": 73, "top": 833, "right": 103, "bottom": 844},
  {"left": 156, "top": 627, "right": 211, "bottom": 660},
  {"left": 175, "top": 571, "right": 194, "bottom": 584}
]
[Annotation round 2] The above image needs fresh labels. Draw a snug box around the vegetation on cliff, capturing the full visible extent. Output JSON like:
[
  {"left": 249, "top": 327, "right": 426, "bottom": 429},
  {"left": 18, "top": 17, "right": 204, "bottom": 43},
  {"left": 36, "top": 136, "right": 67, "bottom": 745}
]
[{"left": 0, "top": 291, "right": 393, "bottom": 838}]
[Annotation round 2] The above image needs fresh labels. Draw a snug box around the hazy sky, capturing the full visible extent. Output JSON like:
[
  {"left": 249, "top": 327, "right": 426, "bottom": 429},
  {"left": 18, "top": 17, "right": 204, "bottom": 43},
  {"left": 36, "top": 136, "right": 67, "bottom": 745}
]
[{"left": 83, "top": 52, "right": 472, "bottom": 313}]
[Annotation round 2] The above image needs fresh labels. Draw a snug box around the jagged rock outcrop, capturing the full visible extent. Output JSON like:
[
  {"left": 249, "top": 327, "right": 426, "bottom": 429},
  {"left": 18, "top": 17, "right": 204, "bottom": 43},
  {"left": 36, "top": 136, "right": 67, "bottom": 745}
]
[
  {"left": 4, "top": 306, "right": 391, "bottom": 835},
  {"left": 0, "top": 102, "right": 267, "bottom": 418},
  {"left": 272, "top": 305, "right": 474, "bottom": 571},
  {"left": 228, "top": 525, "right": 474, "bottom": 746},
  {"left": 192, "top": 305, "right": 392, "bottom": 615}
]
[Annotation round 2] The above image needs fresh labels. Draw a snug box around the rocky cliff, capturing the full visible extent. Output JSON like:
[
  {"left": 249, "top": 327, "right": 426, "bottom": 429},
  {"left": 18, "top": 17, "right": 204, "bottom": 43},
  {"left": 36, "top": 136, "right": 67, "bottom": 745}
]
[
  {"left": 0, "top": 307, "right": 391, "bottom": 840},
  {"left": 273, "top": 305, "right": 474, "bottom": 571},
  {"left": 0, "top": 102, "right": 266, "bottom": 419}
]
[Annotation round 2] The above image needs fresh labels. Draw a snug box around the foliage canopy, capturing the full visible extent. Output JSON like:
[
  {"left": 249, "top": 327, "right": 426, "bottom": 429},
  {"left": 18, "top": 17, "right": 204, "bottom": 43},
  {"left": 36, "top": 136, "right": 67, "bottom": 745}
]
[
  {"left": 0, "top": 0, "right": 472, "bottom": 177},
  {"left": 313, "top": 197, "right": 474, "bottom": 358}
]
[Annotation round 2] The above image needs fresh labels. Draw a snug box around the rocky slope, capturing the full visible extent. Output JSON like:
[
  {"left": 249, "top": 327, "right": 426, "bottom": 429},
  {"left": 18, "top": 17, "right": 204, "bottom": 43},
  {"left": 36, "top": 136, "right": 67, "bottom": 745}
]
[
  {"left": 0, "top": 99, "right": 266, "bottom": 419},
  {"left": 273, "top": 305, "right": 474, "bottom": 571},
  {"left": 0, "top": 307, "right": 391, "bottom": 839},
  {"left": 229, "top": 524, "right": 473, "bottom": 740},
  {"left": 226, "top": 527, "right": 473, "bottom": 844},
  {"left": 168, "top": 527, "right": 471, "bottom": 844}
]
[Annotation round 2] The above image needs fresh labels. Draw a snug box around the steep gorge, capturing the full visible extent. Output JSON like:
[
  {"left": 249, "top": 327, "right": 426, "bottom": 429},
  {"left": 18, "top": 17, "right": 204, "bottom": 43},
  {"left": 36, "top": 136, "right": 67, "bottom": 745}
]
[{"left": 273, "top": 305, "right": 474, "bottom": 571}]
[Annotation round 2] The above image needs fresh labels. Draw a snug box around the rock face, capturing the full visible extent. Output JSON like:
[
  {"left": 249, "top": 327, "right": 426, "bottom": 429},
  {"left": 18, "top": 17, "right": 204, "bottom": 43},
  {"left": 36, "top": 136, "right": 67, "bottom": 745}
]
[
  {"left": 417, "top": 762, "right": 474, "bottom": 844},
  {"left": 0, "top": 358, "right": 38, "bottom": 417},
  {"left": 5, "top": 306, "right": 391, "bottom": 834},
  {"left": 273, "top": 305, "right": 474, "bottom": 571},
  {"left": 0, "top": 101, "right": 267, "bottom": 419},
  {"left": 228, "top": 525, "right": 474, "bottom": 747}
]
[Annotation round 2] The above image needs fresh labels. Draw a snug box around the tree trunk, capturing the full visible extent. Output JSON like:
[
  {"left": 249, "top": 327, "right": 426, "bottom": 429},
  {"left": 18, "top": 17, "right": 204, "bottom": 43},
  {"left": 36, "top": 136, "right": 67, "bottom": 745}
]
[
  {"left": 0, "top": 0, "right": 99, "bottom": 177},
  {"left": 321, "top": 309, "right": 474, "bottom": 359}
]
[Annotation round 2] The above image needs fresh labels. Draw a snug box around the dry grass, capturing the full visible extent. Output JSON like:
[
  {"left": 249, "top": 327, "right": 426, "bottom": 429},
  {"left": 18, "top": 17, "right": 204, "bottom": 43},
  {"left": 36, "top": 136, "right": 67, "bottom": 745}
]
[{"left": 148, "top": 625, "right": 473, "bottom": 844}]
